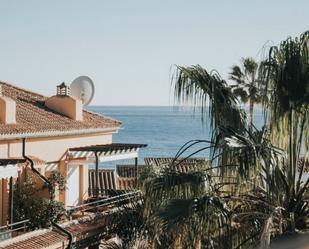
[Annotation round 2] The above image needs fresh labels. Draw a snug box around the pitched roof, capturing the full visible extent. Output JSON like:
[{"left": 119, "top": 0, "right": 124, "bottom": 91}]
[
  {"left": 0, "top": 229, "right": 68, "bottom": 249},
  {"left": 144, "top": 157, "right": 208, "bottom": 173},
  {"left": 0, "top": 81, "right": 121, "bottom": 139}
]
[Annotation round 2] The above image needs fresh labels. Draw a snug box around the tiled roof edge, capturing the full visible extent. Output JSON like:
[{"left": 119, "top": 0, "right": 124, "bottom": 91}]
[
  {"left": 0, "top": 229, "right": 51, "bottom": 248},
  {"left": 84, "top": 109, "right": 122, "bottom": 125},
  {"left": 0, "top": 127, "right": 120, "bottom": 141},
  {"left": 0, "top": 80, "right": 47, "bottom": 99}
]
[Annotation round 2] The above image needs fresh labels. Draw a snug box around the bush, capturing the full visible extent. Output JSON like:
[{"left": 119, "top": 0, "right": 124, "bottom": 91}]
[{"left": 13, "top": 175, "right": 66, "bottom": 229}]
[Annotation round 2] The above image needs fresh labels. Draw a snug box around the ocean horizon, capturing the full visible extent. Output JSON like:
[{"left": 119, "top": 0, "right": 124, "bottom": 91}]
[{"left": 88, "top": 106, "right": 264, "bottom": 168}]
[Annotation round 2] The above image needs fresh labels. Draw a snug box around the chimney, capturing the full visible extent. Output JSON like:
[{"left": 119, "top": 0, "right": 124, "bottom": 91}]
[
  {"left": 0, "top": 84, "right": 17, "bottom": 124},
  {"left": 45, "top": 83, "right": 83, "bottom": 121}
]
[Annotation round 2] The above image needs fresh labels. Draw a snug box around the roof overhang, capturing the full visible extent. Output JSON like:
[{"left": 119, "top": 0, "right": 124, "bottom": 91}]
[
  {"left": 68, "top": 143, "right": 147, "bottom": 164},
  {"left": 0, "top": 127, "right": 120, "bottom": 141}
]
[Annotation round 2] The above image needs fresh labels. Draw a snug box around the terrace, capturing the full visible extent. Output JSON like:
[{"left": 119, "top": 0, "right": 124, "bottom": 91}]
[{"left": 0, "top": 143, "right": 147, "bottom": 248}]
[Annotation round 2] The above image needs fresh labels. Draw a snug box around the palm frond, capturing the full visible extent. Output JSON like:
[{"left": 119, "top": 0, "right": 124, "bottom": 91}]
[
  {"left": 262, "top": 31, "right": 309, "bottom": 116},
  {"left": 173, "top": 65, "right": 246, "bottom": 134},
  {"left": 242, "top": 57, "right": 258, "bottom": 76},
  {"left": 229, "top": 65, "right": 244, "bottom": 84}
]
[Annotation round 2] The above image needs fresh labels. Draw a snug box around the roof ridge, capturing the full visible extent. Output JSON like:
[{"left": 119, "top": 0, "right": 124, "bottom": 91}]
[{"left": 0, "top": 80, "right": 47, "bottom": 99}]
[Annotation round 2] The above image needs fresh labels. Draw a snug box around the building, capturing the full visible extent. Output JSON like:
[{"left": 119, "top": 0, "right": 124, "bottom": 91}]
[{"left": 0, "top": 81, "right": 146, "bottom": 245}]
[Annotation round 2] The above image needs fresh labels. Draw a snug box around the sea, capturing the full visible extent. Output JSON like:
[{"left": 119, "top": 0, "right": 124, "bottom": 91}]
[{"left": 88, "top": 106, "right": 264, "bottom": 168}]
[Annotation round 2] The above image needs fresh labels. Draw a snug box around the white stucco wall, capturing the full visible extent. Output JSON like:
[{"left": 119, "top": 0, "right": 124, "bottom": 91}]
[
  {"left": 0, "top": 132, "right": 115, "bottom": 162},
  {"left": 66, "top": 164, "right": 80, "bottom": 207},
  {"left": 65, "top": 163, "right": 90, "bottom": 207},
  {"left": 0, "top": 131, "right": 117, "bottom": 208}
]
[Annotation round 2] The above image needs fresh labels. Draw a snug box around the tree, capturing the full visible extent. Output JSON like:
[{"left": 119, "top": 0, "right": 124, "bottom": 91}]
[
  {"left": 142, "top": 31, "right": 309, "bottom": 249},
  {"left": 13, "top": 173, "right": 66, "bottom": 229},
  {"left": 229, "top": 57, "right": 262, "bottom": 134},
  {"left": 174, "top": 65, "right": 246, "bottom": 134},
  {"left": 107, "top": 31, "right": 309, "bottom": 249},
  {"left": 260, "top": 31, "right": 309, "bottom": 231}
]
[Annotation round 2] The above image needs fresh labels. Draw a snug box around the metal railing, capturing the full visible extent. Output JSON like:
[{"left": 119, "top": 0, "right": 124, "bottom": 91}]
[
  {"left": 67, "top": 191, "right": 141, "bottom": 216},
  {"left": 0, "top": 219, "right": 30, "bottom": 242}
]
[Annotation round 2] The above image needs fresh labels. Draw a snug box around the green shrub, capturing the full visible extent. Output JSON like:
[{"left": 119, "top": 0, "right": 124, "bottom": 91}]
[{"left": 13, "top": 174, "right": 66, "bottom": 229}]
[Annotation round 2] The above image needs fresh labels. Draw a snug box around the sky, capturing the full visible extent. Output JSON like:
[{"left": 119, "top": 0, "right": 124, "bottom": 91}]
[{"left": 0, "top": 1, "right": 308, "bottom": 106}]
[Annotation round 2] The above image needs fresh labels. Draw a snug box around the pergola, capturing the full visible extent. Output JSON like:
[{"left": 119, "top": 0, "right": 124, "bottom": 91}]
[{"left": 68, "top": 143, "right": 147, "bottom": 198}]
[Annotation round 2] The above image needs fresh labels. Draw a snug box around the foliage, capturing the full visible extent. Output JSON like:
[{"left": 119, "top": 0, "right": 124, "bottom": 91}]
[
  {"left": 44, "top": 171, "right": 67, "bottom": 199},
  {"left": 105, "top": 195, "right": 154, "bottom": 249},
  {"left": 13, "top": 176, "right": 66, "bottom": 229},
  {"left": 138, "top": 31, "right": 309, "bottom": 249},
  {"left": 229, "top": 57, "right": 264, "bottom": 133},
  {"left": 137, "top": 165, "right": 157, "bottom": 188},
  {"left": 173, "top": 65, "right": 246, "bottom": 134},
  {"left": 260, "top": 30, "right": 309, "bottom": 233},
  {"left": 230, "top": 58, "right": 259, "bottom": 102},
  {"left": 104, "top": 31, "right": 309, "bottom": 249},
  {"left": 101, "top": 237, "right": 152, "bottom": 249}
]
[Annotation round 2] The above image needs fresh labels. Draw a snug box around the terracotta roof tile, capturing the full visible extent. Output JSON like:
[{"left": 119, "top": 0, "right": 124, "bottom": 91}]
[
  {"left": 0, "top": 230, "right": 67, "bottom": 249},
  {"left": 144, "top": 157, "right": 208, "bottom": 173},
  {"left": 0, "top": 82, "right": 121, "bottom": 138},
  {"left": 144, "top": 157, "right": 207, "bottom": 166}
]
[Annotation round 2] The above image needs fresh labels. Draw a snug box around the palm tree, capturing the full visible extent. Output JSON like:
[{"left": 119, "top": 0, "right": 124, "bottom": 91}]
[
  {"left": 142, "top": 67, "right": 261, "bottom": 248},
  {"left": 260, "top": 31, "right": 309, "bottom": 231},
  {"left": 229, "top": 57, "right": 262, "bottom": 134},
  {"left": 108, "top": 32, "right": 309, "bottom": 249},
  {"left": 142, "top": 31, "right": 309, "bottom": 249},
  {"left": 174, "top": 65, "right": 246, "bottom": 134}
]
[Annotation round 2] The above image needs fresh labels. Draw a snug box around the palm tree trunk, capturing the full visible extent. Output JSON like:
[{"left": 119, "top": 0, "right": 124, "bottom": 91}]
[
  {"left": 289, "top": 107, "right": 296, "bottom": 233},
  {"left": 249, "top": 97, "right": 254, "bottom": 134}
]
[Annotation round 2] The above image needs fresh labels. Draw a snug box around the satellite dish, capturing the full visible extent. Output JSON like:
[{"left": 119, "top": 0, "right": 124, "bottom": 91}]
[{"left": 70, "top": 76, "right": 95, "bottom": 106}]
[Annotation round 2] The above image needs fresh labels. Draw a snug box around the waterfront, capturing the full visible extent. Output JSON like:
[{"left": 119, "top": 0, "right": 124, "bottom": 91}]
[{"left": 89, "top": 106, "right": 264, "bottom": 165}]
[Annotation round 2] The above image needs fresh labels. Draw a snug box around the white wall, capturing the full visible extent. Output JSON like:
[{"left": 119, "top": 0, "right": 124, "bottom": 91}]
[
  {"left": 0, "top": 165, "right": 18, "bottom": 179},
  {"left": 66, "top": 164, "right": 80, "bottom": 207},
  {"left": 0, "top": 132, "right": 115, "bottom": 162}
]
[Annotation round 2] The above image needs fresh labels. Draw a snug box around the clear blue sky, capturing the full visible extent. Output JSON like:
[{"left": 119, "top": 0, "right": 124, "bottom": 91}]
[{"left": 0, "top": 1, "right": 308, "bottom": 105}]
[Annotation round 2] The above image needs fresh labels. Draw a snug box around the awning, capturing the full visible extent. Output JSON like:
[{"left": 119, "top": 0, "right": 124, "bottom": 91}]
[
  {"left": 0, "top": 159, "right": 26, "bottom": 179},
  {"left": 68, "top": 143, "right": 147, "bottom": 163}
]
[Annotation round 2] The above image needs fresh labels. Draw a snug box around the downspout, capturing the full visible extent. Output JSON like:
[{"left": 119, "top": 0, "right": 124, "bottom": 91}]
[
  {"left": 22, "top": 138, "right": 51, "bottom": 189},
  {"left": 134, "top": 157, "right": 138, "bottom": 187},
  {"left": 22, "top": 138, "right": 73, "bottom": 249},
  {"left": 95, "top": 152, "right": 99, "bottom": 200},
  {"left": 8, "top": 177, "right": 14, "bottom": 224}
]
